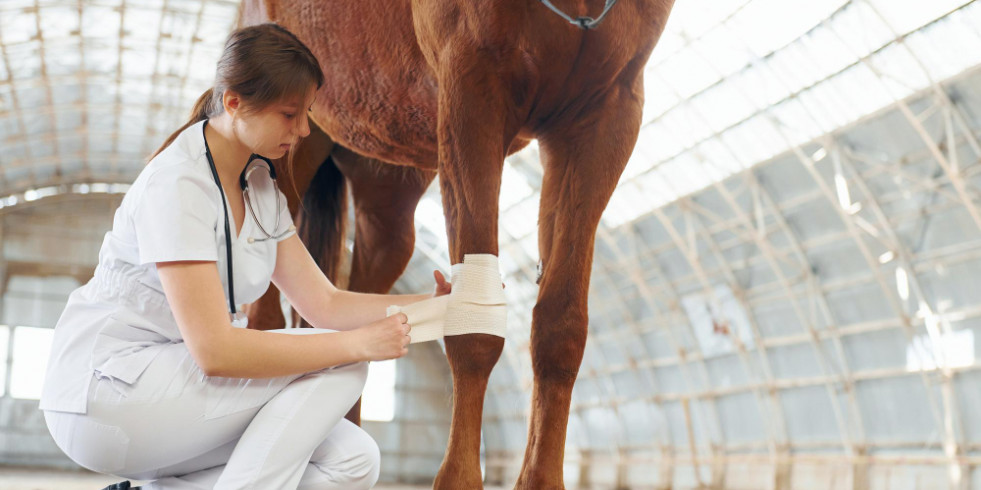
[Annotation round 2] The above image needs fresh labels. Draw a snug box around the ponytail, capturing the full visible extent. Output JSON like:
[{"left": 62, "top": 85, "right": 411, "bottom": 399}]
[{"left": 146, "top": 88, "right": 216, "bottom": 162}]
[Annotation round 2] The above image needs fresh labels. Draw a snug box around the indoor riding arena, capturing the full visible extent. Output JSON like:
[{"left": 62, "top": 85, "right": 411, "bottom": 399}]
[{"left": 2, "top": 0, "right": 981, "bottom": 489}]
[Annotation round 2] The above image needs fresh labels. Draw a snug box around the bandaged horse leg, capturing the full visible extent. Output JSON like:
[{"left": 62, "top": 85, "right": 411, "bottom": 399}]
[
  {"left": 333, "top": 146, "right": 436, "bottom": 426},
  {"left": 244, "top": 124, "right": 335, "bottom": 331},
  {"left": 387, "top": 254, "right": 507, "bottom": 343},
  {"left": 438, "top": 255, "right": 508, "bottom": 489},
  {"left": 394, "top": 257, "right": 507, "bottom": 489},
  {"left": 427, "top": 44, "right": 514, "bottom": 489},
  {"left": 516, "top": 83, "right": 644, "bottom": 489}
]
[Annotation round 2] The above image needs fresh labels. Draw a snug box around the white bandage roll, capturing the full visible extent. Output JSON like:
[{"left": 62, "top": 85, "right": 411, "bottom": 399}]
[
  {"left": 386, "top": 296, "right": 448, "bottom": 344},
  {"left": 443, "top": 254, "right": 507, "bottom": 337},
  {"left": 385, "top": 254, "right": 507, "bottom": 343}
]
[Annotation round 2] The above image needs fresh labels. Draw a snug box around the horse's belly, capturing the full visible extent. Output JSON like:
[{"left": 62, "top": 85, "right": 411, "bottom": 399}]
[
  {"left": 245, "top": 0, "right": 440, "bottom": 169},
  {"left": 311, "top": 81, "right": 439, "bottom": 169}
]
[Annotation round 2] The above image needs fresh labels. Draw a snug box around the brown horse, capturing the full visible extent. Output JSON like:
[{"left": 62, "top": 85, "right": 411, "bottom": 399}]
[{"left": 238, "top": 0, "right": 676, "bottom": 487}]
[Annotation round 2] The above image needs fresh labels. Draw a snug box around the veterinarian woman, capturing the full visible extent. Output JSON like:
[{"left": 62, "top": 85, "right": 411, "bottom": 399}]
[{"left": 39, "top": 24, "right": 448, "bottom": 490}]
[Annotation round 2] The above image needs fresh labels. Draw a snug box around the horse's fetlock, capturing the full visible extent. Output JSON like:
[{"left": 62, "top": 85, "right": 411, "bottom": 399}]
[{"left": 533, "top": 361, "right": 582, "bottom": 385}]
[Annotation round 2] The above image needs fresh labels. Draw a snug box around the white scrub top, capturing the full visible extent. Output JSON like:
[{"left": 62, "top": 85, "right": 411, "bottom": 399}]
[{"left": 40, "top": 119, "right": 296, "bottom": 414}]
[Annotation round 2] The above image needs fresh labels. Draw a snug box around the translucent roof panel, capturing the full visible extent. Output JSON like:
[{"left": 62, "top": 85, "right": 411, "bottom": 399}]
[
  {"left": 0, "top": 0, "right": 239, "bottom": 197},
  {"left": 3, "top": 0, "right": 981, "bottom": 486},
  {"left": 599, "top": 0, "right": 981, "bottom": 228}
]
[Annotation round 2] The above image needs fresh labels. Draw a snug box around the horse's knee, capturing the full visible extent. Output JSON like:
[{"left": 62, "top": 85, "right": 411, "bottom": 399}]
[{"left": 530, "top": 302, "right": 587, "bottom": 385}]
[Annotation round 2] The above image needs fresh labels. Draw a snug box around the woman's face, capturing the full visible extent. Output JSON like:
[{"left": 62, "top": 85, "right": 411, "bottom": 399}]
[{"left": 233, "top": 85, "right": 317, "bottom": 159}]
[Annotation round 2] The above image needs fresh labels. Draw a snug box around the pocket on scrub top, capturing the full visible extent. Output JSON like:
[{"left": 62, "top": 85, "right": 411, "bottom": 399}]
[
  {"left": 92, "top": 346, "right": 166, "bottom": 400},
  {"left": 93, "top": 343, "right": 195, "bottom": 404},
  {"left": 91, "top": 312, "right": 172, "bottom": 393}
]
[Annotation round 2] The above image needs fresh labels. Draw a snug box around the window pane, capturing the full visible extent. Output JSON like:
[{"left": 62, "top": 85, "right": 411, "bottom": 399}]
[
  {"left": 361, "top": 359, "right": 396, "bottom": 422},
  {"left": 11, "top": 326, "right": 54, "bottom": 400},
  {"left": 0, "top": 325, "right": 9, "bottom": 396}
]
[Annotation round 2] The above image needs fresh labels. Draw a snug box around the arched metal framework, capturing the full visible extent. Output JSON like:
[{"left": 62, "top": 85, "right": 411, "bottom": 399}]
[{"left": 2, "top": 0, "right": 981, "bottom": 488}]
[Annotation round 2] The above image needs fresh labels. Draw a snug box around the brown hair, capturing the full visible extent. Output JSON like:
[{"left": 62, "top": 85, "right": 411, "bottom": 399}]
[{"left": 148, "top": 23, "right": 324, "bottom": 162}]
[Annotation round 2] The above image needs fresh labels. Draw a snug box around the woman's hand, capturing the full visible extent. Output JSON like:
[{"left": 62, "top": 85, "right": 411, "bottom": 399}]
[
  {"left": 432, "top": 270, "right": 452, "bottom": 298},
  {"left": 430, "top": 269, "right": 506, "bottom": 298},
  {"left": 356, "top": 312, "right": 411, "bottom": 361}
]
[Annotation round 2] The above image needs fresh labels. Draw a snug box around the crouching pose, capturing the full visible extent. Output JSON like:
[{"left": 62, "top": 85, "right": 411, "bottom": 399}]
[{"left": 39, "top": 24, "right": 450, "bottom": 490}]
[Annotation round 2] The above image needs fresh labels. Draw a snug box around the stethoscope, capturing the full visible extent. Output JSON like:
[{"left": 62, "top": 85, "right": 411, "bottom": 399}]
[{"left": 202, "top": 120, "right": 295, "bottom": 328}]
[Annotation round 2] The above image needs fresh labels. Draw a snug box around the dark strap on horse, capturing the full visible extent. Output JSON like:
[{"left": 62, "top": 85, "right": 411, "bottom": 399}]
[{"left": 538, "top": 0, "right": 620, "bottom": 30}]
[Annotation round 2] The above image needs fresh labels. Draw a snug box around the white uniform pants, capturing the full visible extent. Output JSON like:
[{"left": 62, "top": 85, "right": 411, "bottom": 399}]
[{"left": 43, "top": 328, "right": 380, "bottom": 489}]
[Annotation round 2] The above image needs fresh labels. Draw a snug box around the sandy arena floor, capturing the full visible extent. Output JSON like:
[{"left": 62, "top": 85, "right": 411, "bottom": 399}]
[{"left": 0, "top": 465, "right": 507, "bottom": 490}]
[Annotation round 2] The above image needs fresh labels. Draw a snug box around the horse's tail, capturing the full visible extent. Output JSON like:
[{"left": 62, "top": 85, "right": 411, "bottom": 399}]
[{"left": 298, "top": 155, "right": 348, "bottom": 286}]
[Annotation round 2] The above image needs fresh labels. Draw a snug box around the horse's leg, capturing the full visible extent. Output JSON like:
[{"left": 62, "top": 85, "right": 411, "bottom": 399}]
[
  {"left": 430, "top": 52, "right": 517, "bottom": 489},
  {"left": 330, "top": 146, "right": 436, "bottom": 426},
  {"left": 243, "top": 123, "right": 334, "bottom": 331},
  {"left": 332, "top": 146, "right": 436, "bottom": 293},
  {"left": 516, "top": 82, "right": 644, "bottom": 489}
]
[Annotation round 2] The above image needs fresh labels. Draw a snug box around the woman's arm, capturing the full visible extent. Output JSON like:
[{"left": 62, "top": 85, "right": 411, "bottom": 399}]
[
  {"left": 157, "top": 260, "right": 410, "bottom": 378},
  {"left": 270, "top": 234, "right": 441, "bottom": 331}
]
